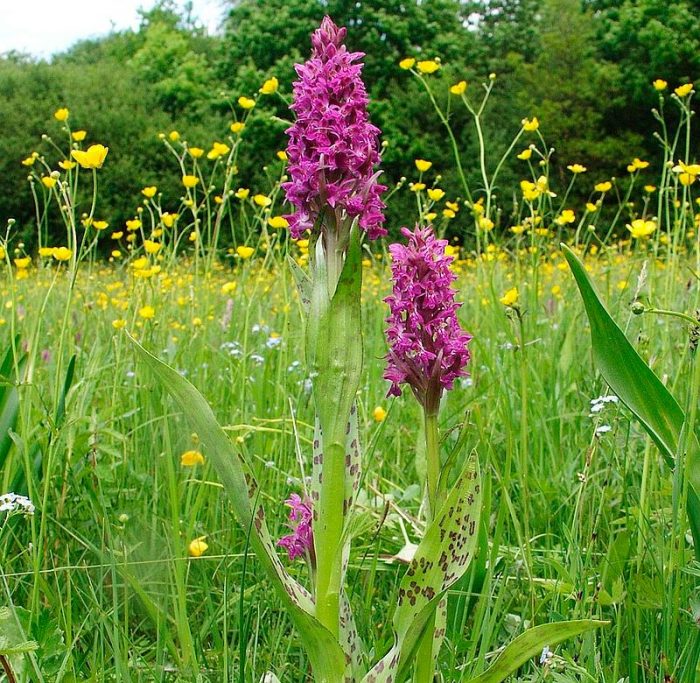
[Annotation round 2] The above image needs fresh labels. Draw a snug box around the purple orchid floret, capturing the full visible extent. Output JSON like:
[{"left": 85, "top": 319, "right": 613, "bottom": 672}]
[
  {"left": 384, "top": 225, "right": 472, "bottom": 414},
  {"left": 277, "top": 493, "right": 314, "bottom": 562},
  {"left": 282, "top": 16, "right": 386, "bottom": 240}
]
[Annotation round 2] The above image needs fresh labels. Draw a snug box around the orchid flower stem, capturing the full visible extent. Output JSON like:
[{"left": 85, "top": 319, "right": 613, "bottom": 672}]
[{"left": 412, "top": 410, "right": 441, "bottom": 683}]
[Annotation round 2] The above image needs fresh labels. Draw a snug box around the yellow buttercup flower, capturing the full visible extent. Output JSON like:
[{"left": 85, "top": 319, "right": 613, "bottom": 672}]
[
  {"left": 58, "top": 160, "right": 76, "bottom": 170},
  {"left": 168, "top": 130, "right": 180, "bottom": 142},
  {"left": 139, "top": 305, "right": 156, "bottom": 319},
  {"left": 586, "top": 202, "right": 598, "bottom": 213},
  {"left": 653, "top": 79, "right": 667, "bottom": 91},
  {"left": 644, "top": 185, "right": 656, "bottom": 193},
  {"left": 260, "top": 77, "right": 279, "bottom": 95},
  {"left": 230, "top": 121, "right": 245, "bottom": 134},
  {"left": 427, "top": 188, "right": 445, "bottom": 202},
  {"left": 268, "top": 216, "right": 289, "bottom": 229},
  {"left": 126, "top": 219, "right": 141, "bottom": 231},
  {"left": 595, "top": 181, "right": 612, "bottom": 193},
  {"left": 399, "top": 58, "right": 415, "bottom": 70},
  {"left": 92, "top": 220, "right": 109, "bottom": 230},
  {"left": 54, "top": 108, "right": 69, "bottom": 121},
  {"left": 142, "top": 186, "right": 157, "bottom": 198},
  {"left": 675, "top": 83, "right": 694, "bottom": 97},
  {"left": 567, "top": 163, "right": 586, "bottom": 174},
  {"left": 450, "top": 80, "right": 467, "bottom": 95},
  {"left": 627, "top": 218, "right": 656, "bottom": 239},
  {"left": 189, "top": 147, "right": 204, "bottom": 158},
  {"left": 143, "top": 240, "right": 161, "bottom": 255},
  {"left": 14, "top": 257, "right": 31, "bottom": 269},
  {"left": 521, "top": 117, "right": 539, "bottom": 132},
  {"left": 182, "top": 175, "right": 199, "bottom": 189},
  {"left": 21, "top": 153, "right": 38, "bottom": 166},
  {"left": 207, "top": 142, "right": 230, "bottom": 160},
  {"left": 221, "top": 281, "right": 237, "bottom": 294},
  {"left": 71, "top": 144, "right": 109, "bottom": 169},
  {"left": 39, "top": 247, "right": 54, "bottom": 257},
  {"left": 517, "top": 148, "right": 532, "bottom": 160},
  {"left": 253, "top": 194, "right": 271, "bottom": 207},
  {"left": 188, "top": 537, "right": 208, "bottom": 557},
  {"left": 41, "top": 176, "right": 57, "bottom": 189},
  {"left": 409, "top": 182, "right": 426, "bottom": 192},
  {"left": 372, "top": 406, "right": 387, "bottom": 422},
  {"left": 238, "top": 96, "right": 256, "bottom": 110},
  {"left": 627, "top": 157, "right": 649, "bottom": 172},
  {"left": 112, "top": 319, "right": 127, "bottom": 330},
  {"left": 555, "top": 209, "right": 576, "bottom": 225},
  {"left": 500, "top": 287, "right": 519, "bottom": 307},
  {"left": 416, "top": 60, "right": 440, "bottom": 74},
  {"left": 52, "top": 246, "right": 72, "bottom": 261},
  {"left": 161, "top": 212, "right": 177, "bottom": 228},
  {"left": 111, "top": 231, "right": 123, "bottom": 240},
  {"left": 415, "top": 159, "right": 432, "bottom": 173},
  {"left": 277, "top": 150, "right": 288, "bottom": 161},
  {"left": 181, "top": 450, "right": 205, "bottom": 466},
  {"left": 235, "top": 188, "right": 250, "bottom": 200},
  {"left": 71, "top": 130, "right": 87, "bottom": 142},
  {"left": 236, "top": 246, "right": 255, "bottom": 259}
]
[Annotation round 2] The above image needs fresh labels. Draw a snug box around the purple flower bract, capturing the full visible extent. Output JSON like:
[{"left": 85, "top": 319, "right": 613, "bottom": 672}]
[
  {"left": 384, "top": 226, "right": 472, "bottom": 413},
  {"left": 277, "top": 493, "right": 314, "bottom": 562},
  {"left": 282, "top": 16, "right": 386, "bottom": 240}
]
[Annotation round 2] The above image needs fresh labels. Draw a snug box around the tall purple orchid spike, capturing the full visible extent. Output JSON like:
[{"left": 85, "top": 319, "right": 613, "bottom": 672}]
[
  {"left": 277, "top": 494, "right": 315, "bottom": 564},
  {"left": 384, "top": 226, "right": 472, "bottom": 414},
  {"left": 282, "top": 16, "right": 386, "bottom": 240}
]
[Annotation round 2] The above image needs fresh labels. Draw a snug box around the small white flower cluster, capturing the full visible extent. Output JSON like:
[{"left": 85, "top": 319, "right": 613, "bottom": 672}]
[
  {"left": 590, "top": 395, "right": 619, "bottom": 415},
  {"left": 0, "top": 492, "right": 35, "bottom": 515}
]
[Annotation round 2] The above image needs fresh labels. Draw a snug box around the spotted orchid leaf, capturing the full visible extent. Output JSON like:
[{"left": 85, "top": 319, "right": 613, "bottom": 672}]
[
  {"left": 362, "top": 451, "right": 482, "bottom": 682},
  {"left": 562, "top": 244, "right": 700, "bottom": 558},
  {"left": 467, "top": 619, "right": 608, "bottom": 683},
  {"left": 129, "top": 336, "right": 347, "bottom": 681}
]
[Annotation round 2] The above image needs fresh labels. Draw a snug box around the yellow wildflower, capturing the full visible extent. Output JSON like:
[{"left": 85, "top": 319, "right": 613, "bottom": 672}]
[
  {"left": 478, "top": 217, "right": 494, "bottom": 231},
  {"left": 168, "top": 131, "right": 180, "bottom": 142},
  {"left": 521, "top": 117, "right": 539, "bottom": 132},
  {"left": 260, "top": 77, "right": 279, "bottom": 95},
  {"left": 627, "top": 218, "right": 656, "bottom": 239},
  {"left": 181, "top": 450, "right": 205, "bottom": 466},
  {"left": 585, "top": 202, "right": 598, "bottom": 213},
  {"left": 415, "top": 159, "right": 432, "bottom": 172},
  {"left": 21, "top": 153, "right": 38, "bottom": 166},
  {"left": 595, "top": 181, "right": 612, "bottom": 193},
  {"left": 268, "top": 216, "right": 289, "bottom": 229},
  {"left": 54, "top": 108, "right": 69, "bottom": 121},
  {"left": 142, "top": 186, "right": 158, "bottom": 198},
  {"left": 236, "top": 246, "right": 255, "bottom": 259},
  {"left": 189, "top": 147, "right": 204, "bottom": 158},
  {"left": 653, "top": 79, "right": 667, "bottom": 91},
  {"left": 182, "top": 175, "right": 199, "bottom": 189},
  {"left": 39, "top": 247, "right": 54, "bottom": 257},
  {"left": 675, "top": 83, "right": 694, "bottom": 97},
  {"left": 58, "top": 160, "right": 76, "bottom": 170},
  {"left": 139, "top": 305, "right": 156, "bottom": 319},
  {"left": 221, "top": 281, "right": 237, "bottom": 295},
  {"left": 52, "top": 246, "right": 72, "bottom": 261},
  {"left": 644, "top": 185, "right": 656, "bottom": 193},
  {"left": 71, "top": 130, "right": 87, "bottom": 142},
  {"left": 143, "top": 240, "right": 161, "bottom": 255},
  {"left": 427, "top": 188, "right": 445, "bottom": 202},
  {"left": 567, "top": 163, "right": 586, "bottom": 174},
  {"left": 92, "top": 220, "right": 109, "bottom": 230},
  {"left": 41, "top": 176, "right": 57, "bottom": 189},
  {"left": 372, "top": 406, "right": 387, "bottom": 422},
  {"left": 235, "top": 188, "right": 250, "bottom": 200},
  {"left": 500, "top": 287, "right": 519, "bottom": 307},
  {"left": 517, "top": 148, "right": 532, "bottom": 160},
  {"left": 14, "top": 257, "right": 30, "bottom": 269},
  {"left": 277, "top": 150, "right": 288, "bottom": 161},
  {"left": 399, "top": 58, "right": 415, "bottom": 70},
  {"left": 71, "top": 144, "right": 108, "bottom": 169},
  {"left": 450, "top": 80, "right": 467, "bottom": 95},
  {"left": 416, "top": 60, "right": 440, "bottom": 74},
  {"left": 161, "top": 213, "right": 177, "bottom": 228},
  {"left": 230, "top": 121, "right": 245, "bottom": 134},
  {"left": 112, "top": 319, "right": 127, "bottom": 330},
  {"left": 627, "top": 157, "right": 649, "bottom": 172},
  {"left": 188, "top": 537, "right": 208, "bottom": 557},
  {"left": 238, "top": 96, "right": 256, "bottom": 110},
  {"left": 409, "top": 182, "right": 426, "bottom": 192},
  {"left": 126, "top": 219, "right": 141, "bottom": 231},
  {"left": 207, "top": 142, "right": 230, "bottom": 160},
  {"left": 555, "top": 209, "right": 576, "bottom": 225},
  {"left": 253, "top": 194, "right": 271, "bottom": 207}
]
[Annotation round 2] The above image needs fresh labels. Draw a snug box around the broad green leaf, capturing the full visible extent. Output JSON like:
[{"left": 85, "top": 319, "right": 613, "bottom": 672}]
[
  {"left": 129, "top": 337, "right": 346, "bottom": 681},
  {"left": 363, "top": 452, "right": 482, "bottom": 682},
  {"left": 562, "top": 244, "right": 700, "bottom": 557},
  {"left": 467, "top": 619, "right": 607, "bottom": 683}
]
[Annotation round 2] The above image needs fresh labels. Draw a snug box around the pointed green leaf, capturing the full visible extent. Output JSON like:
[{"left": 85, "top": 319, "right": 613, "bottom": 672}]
[
  {"left": 129, "top": 336, "right": 346, "bottom": 680},
  {"left": 562, "top": 244, "right": 700, "bottom": 557},
  {"left": 468, "top": 619, "right": 608, "bottom": 683},
  {"left": 363, "top": 452, "right": 482, "bottom": 682}
]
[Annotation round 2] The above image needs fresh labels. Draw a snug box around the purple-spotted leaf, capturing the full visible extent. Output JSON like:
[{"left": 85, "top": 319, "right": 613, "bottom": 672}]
[
  {"left": 467, "top": 619, "right": 608, "bottom": 683},
  {"left": 129, "top": 336, "right": 347, "bottom": 681},
  {"left": 562, "top": 244, "right": 700, "bottom": 558},
  {"left": 363, "top": 451, "right": 482, "bottom": 682}
]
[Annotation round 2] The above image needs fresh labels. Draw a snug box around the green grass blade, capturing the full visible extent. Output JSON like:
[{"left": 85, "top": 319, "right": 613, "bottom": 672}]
[
  {"left": 562, "top": 244, "right": 700, "bottom": 556},
  {"left": 468, "top": 619, "right": 608, "bottom": 683}
]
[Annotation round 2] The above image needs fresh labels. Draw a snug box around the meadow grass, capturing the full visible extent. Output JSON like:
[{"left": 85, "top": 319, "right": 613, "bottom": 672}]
[{"left": 1, "top": 80, "right": 699, "bottom": 682}]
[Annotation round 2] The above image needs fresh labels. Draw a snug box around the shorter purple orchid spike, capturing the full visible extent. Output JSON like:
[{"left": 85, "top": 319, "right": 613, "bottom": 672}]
[
  {"left": 384, "top": 225, "right": 472, "bottom": 414},
  {"left": 277, "top": 493, "right": 315, "bottom": 563}
]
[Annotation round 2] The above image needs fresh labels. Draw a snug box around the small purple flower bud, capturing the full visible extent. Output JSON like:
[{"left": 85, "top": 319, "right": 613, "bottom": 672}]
[
  {"left": 277, "top": 493, "right": 315, "bottom": 563},
  {"left": 282, "top": 16, "right": 386, "bottom": 240},
  {"left": 384, "top": 226, "right": 472, "bottom": 414}
]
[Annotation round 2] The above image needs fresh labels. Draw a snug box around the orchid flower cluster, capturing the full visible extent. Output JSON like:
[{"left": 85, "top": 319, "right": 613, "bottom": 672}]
[{"left": 134, "top": 16, "right": 606, "bottom": 683}]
